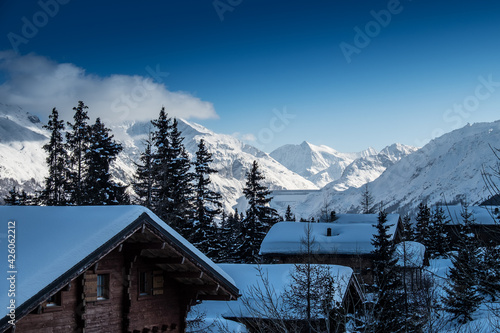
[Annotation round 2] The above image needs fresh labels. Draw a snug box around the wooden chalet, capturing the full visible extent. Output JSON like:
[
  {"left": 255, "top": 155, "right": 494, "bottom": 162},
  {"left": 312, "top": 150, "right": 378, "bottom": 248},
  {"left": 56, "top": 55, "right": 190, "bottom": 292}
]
[
  {"left": 189, "top": 263, "right": 363, "bottom": 333},
  {"left": 0, "top": 206, "right": 239, "bottom": 333},
  {"left": 441, "top": 205, "right": 500, "bottom": 246},
  {"left": 259, "top": 214, "right": 403, "bottom": 283}
]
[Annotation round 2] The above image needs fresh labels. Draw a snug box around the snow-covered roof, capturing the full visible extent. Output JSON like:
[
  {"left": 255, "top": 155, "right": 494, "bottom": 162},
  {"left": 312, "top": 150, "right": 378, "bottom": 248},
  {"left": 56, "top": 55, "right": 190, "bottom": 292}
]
[
  {"left": 260, "top": 214, "right": 400, "bottom": 256},
  {"left": 442, "top": 205, "right": 500, "bottom": 225},
  {"left": 188, "top": 263, "right": 354, "bottom": 325},
  {"left": 394, "top": 241, "right": 426, "bottom": 268},
  {"left": 0, "top": 206, "right": 236, "bottom": 315}
]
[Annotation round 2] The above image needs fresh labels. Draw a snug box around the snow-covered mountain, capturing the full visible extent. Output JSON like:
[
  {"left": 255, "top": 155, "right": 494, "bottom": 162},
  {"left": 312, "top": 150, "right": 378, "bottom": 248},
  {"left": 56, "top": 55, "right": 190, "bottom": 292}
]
[
  {"left": 270, "top": 141, "right": 377, "bottom": 187},
  {"left": 3, "top": 103, "right": 500, "bottom": 219},
  {"left": 329, "top": 143, "right": 419, "bottom": 191},
  {"left": 0, "top": 103, "right": 316, "bottom": 210},
  {"left": 292, "top": 121, "right": 500, "bottom": 218},
  {"left": 124, "top": 119, "right": 317, "bottom": 211}
]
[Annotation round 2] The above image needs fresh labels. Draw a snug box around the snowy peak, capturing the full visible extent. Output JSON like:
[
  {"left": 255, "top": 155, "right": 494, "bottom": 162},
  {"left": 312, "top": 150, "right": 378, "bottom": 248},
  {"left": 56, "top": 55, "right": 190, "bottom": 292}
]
[
  {"left": 0, "top": 105, "right": 316, "bottom": 210},
  {"left": 270, "top": 141, "right": 378, "bottom": 188},
  {"left": 0, "top": 103, "right": 47, "bottom": 143},
  {"left": 380, "top": 143, "right": 418, "bottom": 162},
  {"left": 329, "top": 143, "right": 418, "bottom": 191},
  {"left": 295, "top": 121, "right": 500, "bottom": 217}
]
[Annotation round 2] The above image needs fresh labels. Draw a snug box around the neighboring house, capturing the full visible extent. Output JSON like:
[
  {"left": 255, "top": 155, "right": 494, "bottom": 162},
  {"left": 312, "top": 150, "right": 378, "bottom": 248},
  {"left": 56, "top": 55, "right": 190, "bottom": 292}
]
[
  {"left": 0, "top": 206, "right": 239, "bottom": 333},
  {"left": 394, "top": 241, "right": 427, "bottom": 290},
  {"left": 441, "top": 205, "right": 500, "bottom": 245},
  {"left": 187, "top": 263, "right": 363, "bottom": 333},
  {"left": 259, "top": 214, "right": 402, "bottom": 283}
]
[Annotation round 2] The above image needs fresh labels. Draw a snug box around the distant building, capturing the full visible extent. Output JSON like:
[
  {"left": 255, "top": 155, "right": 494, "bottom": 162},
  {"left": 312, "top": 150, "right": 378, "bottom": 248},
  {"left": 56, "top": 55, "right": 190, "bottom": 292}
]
[
  {"left": 188, "top": 263, "right": 363, "bottom": 333},
  {"left": 442, "top": 205, "right": 500, "bottom": 245},
  {"left": 270, "top": 189, "right": 321, "bottom": 212},
  {"left": 259, "top": 214, "right": 403, "bottom": 283},
  {"left": 0, "top": 206, "right": 238, "bottom": 333},
  {"left": 394, "top": 241, "right": 427, "bottom": 291}
]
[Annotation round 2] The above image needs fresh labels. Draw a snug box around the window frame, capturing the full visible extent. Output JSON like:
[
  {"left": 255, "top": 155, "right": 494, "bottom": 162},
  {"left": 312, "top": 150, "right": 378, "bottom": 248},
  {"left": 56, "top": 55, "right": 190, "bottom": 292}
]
[{"left": 96, "top": 273, "right": 110, "bottom": 301}]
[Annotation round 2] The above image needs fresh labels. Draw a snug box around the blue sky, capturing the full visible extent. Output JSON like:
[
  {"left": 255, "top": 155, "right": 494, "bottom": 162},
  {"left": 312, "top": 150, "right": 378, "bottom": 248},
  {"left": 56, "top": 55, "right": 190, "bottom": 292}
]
[{"left": 0, "top": 0, "right": 500, "bottom": 152}]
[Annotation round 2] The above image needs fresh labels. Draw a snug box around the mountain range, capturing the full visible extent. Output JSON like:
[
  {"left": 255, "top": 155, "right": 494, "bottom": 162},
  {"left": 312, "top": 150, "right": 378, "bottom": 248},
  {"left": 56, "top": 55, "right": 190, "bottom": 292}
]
[{"left": 1, "top": 102, "right": 498, "bottom": 218}]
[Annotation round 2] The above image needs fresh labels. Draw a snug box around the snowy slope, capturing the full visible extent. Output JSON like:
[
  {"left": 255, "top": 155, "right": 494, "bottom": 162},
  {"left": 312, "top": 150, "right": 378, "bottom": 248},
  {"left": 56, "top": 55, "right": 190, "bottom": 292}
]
[
  {"left": 330, "top": 143, "right": 418, "bottom": 191},
  {"left": 270, "top": 141, "right": 377, "bottom": 187},
  {"left": 0, "top": 103, "right": 48, "bottom": 195},
  {"left": 0, "top": 104, "right": 316, "bottom": 210},
  {"left": 294, "top": 121, "right": 500, "bottom": 217}
]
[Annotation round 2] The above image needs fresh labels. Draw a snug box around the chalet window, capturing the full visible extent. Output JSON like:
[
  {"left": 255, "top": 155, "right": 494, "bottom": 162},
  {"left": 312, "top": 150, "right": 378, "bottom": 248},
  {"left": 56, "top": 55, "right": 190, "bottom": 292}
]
[
  {"left": 97, "top": 274, "right": 110, "bottom": 300},
  {"left": 46, "top": 291, "right": 61, "bottom": 307},
  {"left": 139, "top": 270, "right": 164, "bottom": 296},
  {"left": 139, "top": 271, "right": 152, "bottom": 295},
  {"left": 327, "top": 228, "right": 332, "bottom": 237}
]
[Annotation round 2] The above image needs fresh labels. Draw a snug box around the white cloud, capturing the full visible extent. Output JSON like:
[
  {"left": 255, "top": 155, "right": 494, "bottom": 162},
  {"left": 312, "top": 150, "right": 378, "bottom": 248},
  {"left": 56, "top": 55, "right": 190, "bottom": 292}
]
[
  {"left": 232, "top": 132, "right": 256, "bottom": 142},
  {"left": 0, "top": 51, "right": 218, "bottom": 124}
]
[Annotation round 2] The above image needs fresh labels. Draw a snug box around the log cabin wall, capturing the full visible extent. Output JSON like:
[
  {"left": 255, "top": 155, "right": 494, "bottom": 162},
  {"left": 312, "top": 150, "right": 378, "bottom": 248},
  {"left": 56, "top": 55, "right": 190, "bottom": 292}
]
[
  {"left": 12, "top": 277, "right": 81, "bottom": 333},
  {"left": 127, "top": 256, "right": 186, "bottom": 333},
  {"left": 11, "top": 248, "right": 193, "bottom": 333}
]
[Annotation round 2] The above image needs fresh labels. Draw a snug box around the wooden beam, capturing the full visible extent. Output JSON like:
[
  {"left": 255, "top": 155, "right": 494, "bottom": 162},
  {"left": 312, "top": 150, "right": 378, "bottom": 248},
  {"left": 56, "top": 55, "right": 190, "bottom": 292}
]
[
  {"left": 123, "top": 242, "right": 166, "bottom": 251},
  {"left": 142, "top": 256, "right": 186, "bottom": 265},
  {"left": 168, "top": 271, "right": 203, "bottom": 279},
  {"left": 197, "top": 294, "right": 233, "bottom": 301},
  {"left": 193, "top": 284, "right": 220, "bottom": 293}
]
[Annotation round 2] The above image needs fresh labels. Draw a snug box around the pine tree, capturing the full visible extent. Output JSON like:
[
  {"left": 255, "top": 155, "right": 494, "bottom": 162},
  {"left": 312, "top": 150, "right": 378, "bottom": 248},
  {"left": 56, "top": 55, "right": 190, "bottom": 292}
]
[
  {"left": 370, "top": 210, "right": 405, "bottom": 332},
  {"left": 478, "top": 243, "right": 500, "bottom": 301},
  {"left": 39, "top": 108, "right": 69, "bottom": 206},
  {"left": 166, "top": 118, "right": 194, "bottom": 230},
  {"left": 4, "top": 187, "right": 34, "bottom": 205},
  {"left": 148, "top": 110, "right": 193, "bottom": 231},
  {"left": 414, "top": 202, "right": 431, "bottom": 246},
  {"left": 133, "top": 133, "right": 155, "bottom": 208},
  {"left": 219, "top": 210, "right": 241, "bottom": 262},
  {"left": 65, "top": 101, "right": 91, "bottom": 205},
  {"left": 149, "top": 107, "right": 172, "bottom": 217},
  {"left": 361, "top": 184, "right": 375, "bottom": 214},
  {"left": 237, "top": 161, "right": 279, "bottom": 263},
  {"left": 401, "top": 213, "right": 414, "bottom": 241},
  {"left": 284, "top": 205, "right": 295, "bottom": 221},
  {"left": 190, "top": 139, "right": 223, "bottom": 258},
  {"left": 428, "top": 205, "right": 450, "bottom": 258},
  {"left": 443, "top": 204, "right": 483, "bottom": 324},
  {"left": 83, "top": 118, "right": 128, "bottom": 205}
]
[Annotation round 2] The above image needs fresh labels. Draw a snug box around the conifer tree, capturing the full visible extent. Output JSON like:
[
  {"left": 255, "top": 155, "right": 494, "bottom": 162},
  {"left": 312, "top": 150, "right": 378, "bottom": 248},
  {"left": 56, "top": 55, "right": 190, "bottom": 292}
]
[
  {"left": 443, "top": 204, "right": 483, "bottom": 323},
  {"left": 428, "top": 205, "right": 450, "bottom": 258},
  {"left": 361, "top": 184, "right": 375, "bottom": 214},
  {"left": 370, "top": 210, "right": 405, "bottom": 332},
  {"left": 478, "top": 243, "right": 500, "bottom": 301},
  {"left": 149, "top": 107, "right": 172, "bottom": 216},
  {"left": 190, "top": 139, "right": 223, "bottom": 258},
  {"left": 237, "top": 161, "right": 279, "bottom": 263},
  {"left": 284, "top": 205, "right": 295, "bottom": 221},
  {"left": 148, "top": 110, "right": 193, "bottom": 231},
  {"left": 401, "top": 213, "right": 414, "bottom": 241},
  {"left": 219, "top": 210, "right": 241, "bottom": 262},
  {"left": 65, "top": 101, "right": 91, "bottom": 205},
  {"left": 39, "top": 108, "right": 69, "bottom": 206},
  {"left": 414, "top": 202, "right": 431, "bottom": 246},
  {"left": 167, "top": 118, "right": 194, "bottom": 230},
  {"left": 133, "top": 133, "right": 154, "bottom": 208},
  {"left": 83, "top": 118, "right": 128, "bottom": 205},
  {"left": 3, "top": 187, "right": 34, "bottom": 205}
]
